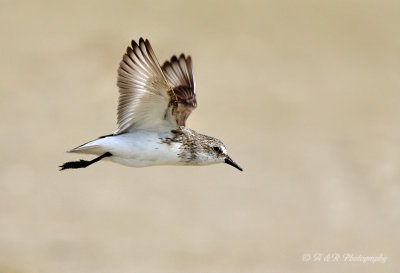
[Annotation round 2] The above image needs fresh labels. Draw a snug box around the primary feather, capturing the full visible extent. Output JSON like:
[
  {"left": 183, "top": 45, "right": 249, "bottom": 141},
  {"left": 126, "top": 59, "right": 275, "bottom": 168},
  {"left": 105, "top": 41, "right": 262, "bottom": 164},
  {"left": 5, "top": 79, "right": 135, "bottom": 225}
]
[
  {"left": 162, "top": 54, "right": 197, "bottom": 126},
  {"left": 115, "top": 38, "right": 178, "bottom": 134}
]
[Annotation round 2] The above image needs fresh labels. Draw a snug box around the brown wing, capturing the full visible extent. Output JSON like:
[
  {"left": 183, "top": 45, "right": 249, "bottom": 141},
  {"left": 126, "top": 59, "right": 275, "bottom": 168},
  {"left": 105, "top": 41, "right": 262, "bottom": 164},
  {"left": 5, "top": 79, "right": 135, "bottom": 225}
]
[
  {"left": 162, "top": 54, "right": 197, "bottom": 126},
  {"left": 115, "top": 38, "right": 178, "bottom": 134}
]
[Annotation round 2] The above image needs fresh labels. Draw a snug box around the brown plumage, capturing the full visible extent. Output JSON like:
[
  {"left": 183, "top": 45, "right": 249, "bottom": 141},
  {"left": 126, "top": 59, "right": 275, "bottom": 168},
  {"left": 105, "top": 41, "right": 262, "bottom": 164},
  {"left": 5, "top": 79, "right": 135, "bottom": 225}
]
[{"left": 162, "top": 54, "right": 197, "bottom": 126}]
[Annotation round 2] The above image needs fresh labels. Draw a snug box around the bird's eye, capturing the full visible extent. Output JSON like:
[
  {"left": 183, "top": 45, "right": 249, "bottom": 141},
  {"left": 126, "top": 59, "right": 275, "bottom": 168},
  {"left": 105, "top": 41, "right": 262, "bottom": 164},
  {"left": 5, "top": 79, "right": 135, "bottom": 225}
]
[{"left": 213, "top": 146, "right": 221, "bottom": 153}]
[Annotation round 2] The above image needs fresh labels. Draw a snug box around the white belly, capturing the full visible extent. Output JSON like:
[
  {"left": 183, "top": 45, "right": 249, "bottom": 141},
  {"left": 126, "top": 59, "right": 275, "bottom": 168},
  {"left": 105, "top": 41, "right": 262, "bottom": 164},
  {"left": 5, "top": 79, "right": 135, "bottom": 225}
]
[{"left": 94, "top": 131, "right": 182, "bottom": 167}]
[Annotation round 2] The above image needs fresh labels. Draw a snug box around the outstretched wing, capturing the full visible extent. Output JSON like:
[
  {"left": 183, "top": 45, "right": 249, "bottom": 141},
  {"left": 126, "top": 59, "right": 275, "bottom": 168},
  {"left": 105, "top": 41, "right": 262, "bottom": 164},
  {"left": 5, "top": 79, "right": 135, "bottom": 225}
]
[
  {"left": 162, "top": 54, "right": 197, "bottom": 126},
  {"left": 114, "top": 38, "right": 178, "bottom": 134}
]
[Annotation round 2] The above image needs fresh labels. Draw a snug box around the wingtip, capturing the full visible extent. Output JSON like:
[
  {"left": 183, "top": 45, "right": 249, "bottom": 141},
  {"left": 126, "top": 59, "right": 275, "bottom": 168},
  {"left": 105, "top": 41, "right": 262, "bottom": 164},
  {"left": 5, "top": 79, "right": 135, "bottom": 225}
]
[
  {"left": 139, "top": 37, "right": 150, "bottom": 48},
  {"left": 144, "top": 39, "right": 152, "bottom": 49},
  {"left": 171, "top": 55, "right": 178, "bottom": 62},
  {"left": 131, "top": 40, "right": 138, "bottom": 49}
]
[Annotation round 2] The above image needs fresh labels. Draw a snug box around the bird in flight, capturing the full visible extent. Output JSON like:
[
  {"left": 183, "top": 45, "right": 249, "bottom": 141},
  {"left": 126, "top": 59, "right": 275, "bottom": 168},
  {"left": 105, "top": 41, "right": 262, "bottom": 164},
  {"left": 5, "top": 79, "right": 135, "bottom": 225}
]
[{"left": 60, "top": 38, "right": 242, "bottom": 171}]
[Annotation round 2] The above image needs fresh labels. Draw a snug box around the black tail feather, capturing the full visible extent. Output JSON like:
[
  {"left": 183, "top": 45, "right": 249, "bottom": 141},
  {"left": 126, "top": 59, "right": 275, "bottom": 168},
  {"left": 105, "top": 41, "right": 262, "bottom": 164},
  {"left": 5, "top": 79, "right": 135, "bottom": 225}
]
[{"left": 59, "top": 152, "right": 112, "bottom": 171}]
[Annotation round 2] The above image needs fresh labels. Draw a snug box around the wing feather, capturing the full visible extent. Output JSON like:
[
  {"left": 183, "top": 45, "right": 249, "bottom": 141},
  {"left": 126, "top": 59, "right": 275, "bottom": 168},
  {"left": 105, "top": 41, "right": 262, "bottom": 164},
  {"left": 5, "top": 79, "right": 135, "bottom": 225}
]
[
  {"left": 162, "top": 54, "right": 197, "bottom": 126},
  {"left": 114, "top": 38, "right": 178, "bottom": 134}
]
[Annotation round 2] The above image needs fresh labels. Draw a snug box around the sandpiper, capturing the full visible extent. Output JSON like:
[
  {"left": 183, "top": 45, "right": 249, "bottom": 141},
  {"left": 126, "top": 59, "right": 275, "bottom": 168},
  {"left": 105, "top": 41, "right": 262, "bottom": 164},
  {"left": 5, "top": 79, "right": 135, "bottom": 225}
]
[{"left": 60, "top": 38, "right": 242, "bottom": 171}]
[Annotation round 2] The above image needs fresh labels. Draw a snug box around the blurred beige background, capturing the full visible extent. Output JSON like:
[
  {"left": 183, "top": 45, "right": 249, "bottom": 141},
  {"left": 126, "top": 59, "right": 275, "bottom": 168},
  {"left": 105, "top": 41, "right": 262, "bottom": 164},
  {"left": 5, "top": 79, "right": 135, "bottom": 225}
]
[{"left": 1, "top": 0, "right": 399, "bottom": 272}]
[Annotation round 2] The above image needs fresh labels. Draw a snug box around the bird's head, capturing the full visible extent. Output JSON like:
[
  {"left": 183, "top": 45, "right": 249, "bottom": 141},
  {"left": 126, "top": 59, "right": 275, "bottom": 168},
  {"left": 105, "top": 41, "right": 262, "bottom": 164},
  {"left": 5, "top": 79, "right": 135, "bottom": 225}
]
[{"left": 195, "top": 136, "right": 243, "bottom": 171}]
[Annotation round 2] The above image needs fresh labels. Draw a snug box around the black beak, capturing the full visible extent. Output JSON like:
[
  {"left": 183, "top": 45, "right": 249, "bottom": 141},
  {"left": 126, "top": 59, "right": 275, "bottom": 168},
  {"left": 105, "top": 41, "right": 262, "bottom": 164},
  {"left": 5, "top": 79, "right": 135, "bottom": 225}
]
[{"left": 225, "top": 155, "right": 243, "bottom": 171}]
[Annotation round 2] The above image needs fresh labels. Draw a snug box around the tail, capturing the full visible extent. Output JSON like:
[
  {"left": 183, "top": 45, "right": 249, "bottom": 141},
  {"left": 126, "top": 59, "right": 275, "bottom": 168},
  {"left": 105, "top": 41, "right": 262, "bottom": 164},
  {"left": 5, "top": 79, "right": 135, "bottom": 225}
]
[
  {"left": 59, "top": 152, "right": 112, "bottom": 171},
  {"left": 67, "top": 134, "right": 113, "bottom": 155}
]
